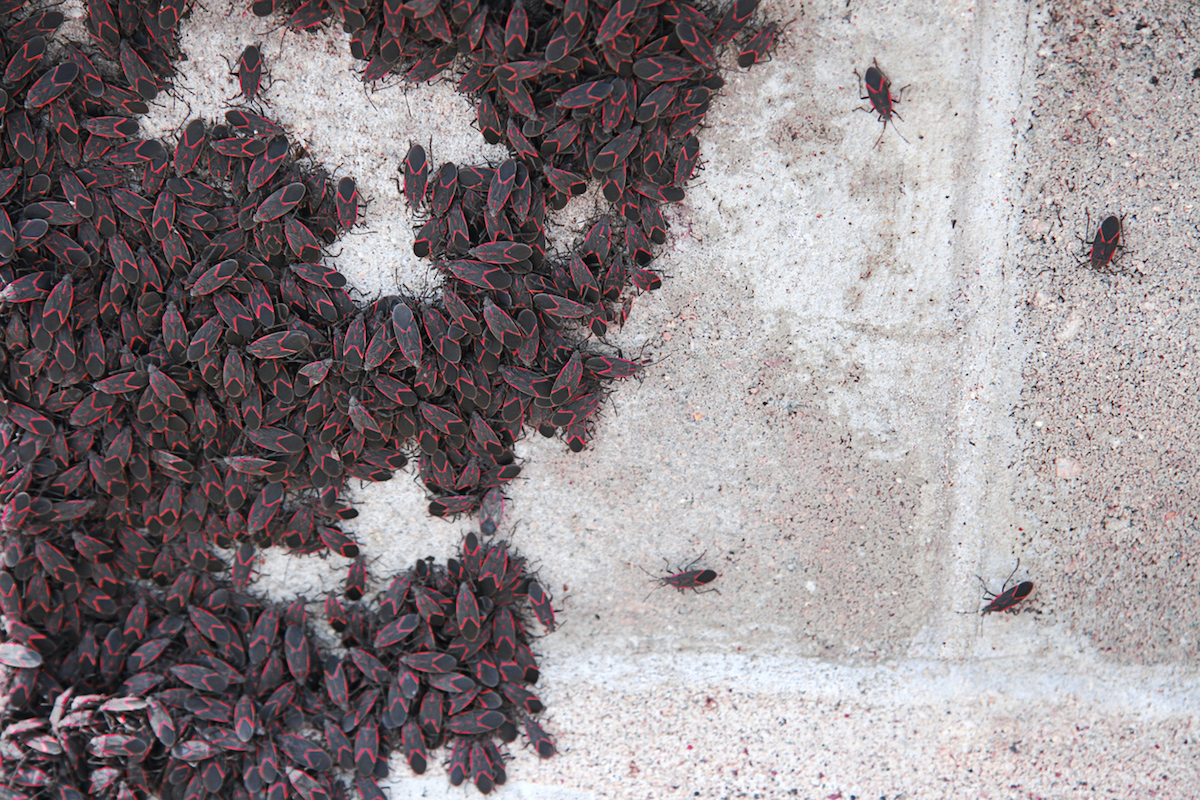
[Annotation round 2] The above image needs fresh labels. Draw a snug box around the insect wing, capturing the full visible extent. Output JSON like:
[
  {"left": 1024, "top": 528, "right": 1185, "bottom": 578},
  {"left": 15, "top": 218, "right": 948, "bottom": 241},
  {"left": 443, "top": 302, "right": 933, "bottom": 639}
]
[
  {"left": 248, "top": 609, "right": 280, "bottom": 665},
  {"left": 238, "top": 44, "right": 264, "bottom": 100},
  {"left": 486, "top": 158, "right": 517, "bottom": 217},
  {"left": 170, "top": 664, "right": 229, "bottom": 693},
  {"left": 234, "top": 695, "right": 258, "bottom": 742},
  {"left": 525, "top": 579, "right": 556, "bottom": 631},
  {"left": 284, "top": 624, "right": 311, "bottom": 682},
  {"left": 26, "top": 62, "right": 78, "bottom": 109},
  {"left": 713, "top": 0, "right": 759, "bottom": 44},
  {"left": 335, "top": 177, "right": 359, "bottom": 228},
  {"left": 982, "top": 581, "right": 1034, "bottom": 615},
  {"left": 738, "top": 22, "right": 778, "bottom": 68},
  {"left": 523, "top": 715, "right": 556, "bottom": 758},
  {"left": 373, "top": 613, "right": 419, "bottom": 649},
  {"left": 403, "top": 144, "right": 428, "bottom": 207},
  {"left": 254, "top": 182, "right": 306, "bottom": 222},
  {"left": 446, "top": 739, "right": 469, "bottom": 786},
  {"left": 119, "top": 40, "right": 159, "bottom": 100},
  {"left": 400, "top": 651, "right": 457, "bottom": 673},
  {"left": 0, "top": 642, "right": 42, "bottom": 668},
  {"left": 446, "top": 259, "right": 513, "bottom": 291},
  {"left": 446, "top": 709, "right": 505, "bottom": 734},
  {"left": 595, "top": 0, "right": 637, "bottom": 44},
  {"left": 356, "top": 777, "right": 386, "bottom": 800},
  {"left": 319, "top": 718, "right": 352, "bottom": 770},
  {"left": 470, "top": 241, "right": 532, "bottom": 265},
  {"left": 277, "top": 734, "right": 332, "bottom": 772},
  {"left": 455, "top": 581, "right": 482, "bottom": 641},
  {"left": 146, "top": 696, "right": 177, "bottom": 746},
  {"left": 675, "top": 20, "right": 717, "bottom": 68},
  {"left": 354, "top": 719, "right": 378, "bottom": 776}
]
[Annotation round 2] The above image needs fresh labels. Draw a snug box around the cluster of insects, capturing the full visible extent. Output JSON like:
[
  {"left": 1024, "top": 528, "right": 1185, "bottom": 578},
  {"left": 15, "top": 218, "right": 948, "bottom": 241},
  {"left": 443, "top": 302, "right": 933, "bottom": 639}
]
[
  {"left": 1, "top": 532, "right": 558, "bottom": 799},
  {"left": 257, "top": 0, "right": 777, "bottom": 331},
  {"left": 259, "top": 0, "right": 778, "bottom": 90},
  {"left": 249, "top": 0, "right": 780, "bottom": 513},
  {"left": 0, "top": 0, "right": 781, "bottom": 794}
]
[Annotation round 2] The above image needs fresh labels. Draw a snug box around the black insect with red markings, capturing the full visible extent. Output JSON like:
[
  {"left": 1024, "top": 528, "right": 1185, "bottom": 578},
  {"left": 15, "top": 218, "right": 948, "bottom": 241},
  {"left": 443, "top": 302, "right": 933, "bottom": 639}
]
[
  {"left": 235, "top": 43, "right": 265, "bottom": 101},
  {"left": 345, "top": 556, "right": 368, "bottom": 601},
  {"left": 979, "top": 560, "right": 1034, "bottom": 615},
  {"left": 1078, "top": 213, "right": 1125, "bottom": 272},
  {"left": 403, "top": 143, "right": 428, "bottom": 208},
  {"left": 855, "top": 58, "right": 910, "bottom": 146},
  {"left": 738, "top": 22, "right": 780, "bottom": 68},
  {"left": 642, "top": 552, "right": 720, "bottom": 597},
  {"left": 336, "top": 176, "right": 359, "bottom": 228}
]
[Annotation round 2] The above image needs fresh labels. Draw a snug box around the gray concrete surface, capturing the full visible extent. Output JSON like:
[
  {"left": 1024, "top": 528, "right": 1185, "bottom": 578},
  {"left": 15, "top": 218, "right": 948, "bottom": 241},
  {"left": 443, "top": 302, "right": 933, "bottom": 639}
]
[{"left": 148, "top": 0, "right": 1200, "bottom": 796}]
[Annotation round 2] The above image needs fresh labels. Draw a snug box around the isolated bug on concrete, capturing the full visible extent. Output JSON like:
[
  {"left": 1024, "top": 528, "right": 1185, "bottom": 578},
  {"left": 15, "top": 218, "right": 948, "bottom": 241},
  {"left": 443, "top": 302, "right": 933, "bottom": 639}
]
[
  {"left": 402, "top": 143, "right": 428, "bottom": 208},
  {"left": 1078, "top": 213, "right": 1124, "bottom": 271},
  {"left": 641, "top": 552, "right": 719, "bottom": 597},
  {"left": 855, "top": 58, "right": 909, "bottom": 146},
  {"left": 738, "top": 23, "right": 779, "bottom": 69},
  {"left": 236, "top": 44, "right": 264, "bottom": 101},
  {"left": 979, "top": 560, "right": 1034, "bottom": 615}
]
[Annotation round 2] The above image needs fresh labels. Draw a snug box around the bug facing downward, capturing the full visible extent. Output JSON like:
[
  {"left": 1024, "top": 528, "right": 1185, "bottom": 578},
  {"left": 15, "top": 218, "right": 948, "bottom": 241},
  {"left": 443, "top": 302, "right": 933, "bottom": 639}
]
[{"left": 854, "top": 58, "right": 910, "bottom": 146}]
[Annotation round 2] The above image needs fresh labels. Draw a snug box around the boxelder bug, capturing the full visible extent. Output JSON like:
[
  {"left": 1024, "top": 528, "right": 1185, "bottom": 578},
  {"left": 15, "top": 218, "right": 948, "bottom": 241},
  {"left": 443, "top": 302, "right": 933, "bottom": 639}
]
[
  {"left": 738, "top": 23, "right": 779, "bottom": 69},
  {"left": 640, "top": 552, "right": 719, "bottom": 598},
  {"left": 236, "top": 44, "right": 265, "bottom": 102},
  {"left": 855, "top": 58, "right": 909, "bottom": 146},
  {"left": 1078, "top": 213, "right": 1125, "bottom": 272},
  {"left": 978, "top": 560, "right": 1034, "bottom": 615}
]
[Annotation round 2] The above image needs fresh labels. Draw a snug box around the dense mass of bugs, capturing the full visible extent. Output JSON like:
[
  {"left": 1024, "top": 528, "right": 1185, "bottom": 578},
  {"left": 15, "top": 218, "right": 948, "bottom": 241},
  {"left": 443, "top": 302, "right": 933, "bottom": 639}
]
[
  {"left": 257, "top": 0, "right": 775, "bottom": 300},
  {"left": 0, "top": 0, "right": 779, "bottom": 795},
  {"left": 0, "top": 532, "right": 557, "bottom": 799}
]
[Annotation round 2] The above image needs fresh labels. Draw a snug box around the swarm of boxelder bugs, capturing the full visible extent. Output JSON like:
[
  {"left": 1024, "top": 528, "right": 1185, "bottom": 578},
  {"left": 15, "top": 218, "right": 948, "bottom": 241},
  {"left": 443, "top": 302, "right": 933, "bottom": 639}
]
[
  {"left": 250, "top": 0, "right": 779, "bottom": 372},
  {"left": 318, "top": 532, "right": 558, "bottom": 794},
  {"left": 0, "top": 0, "right": 780, "bottom": 795},
  {"left": 0, "top": 534, "right": 556, "bottom": 798}
]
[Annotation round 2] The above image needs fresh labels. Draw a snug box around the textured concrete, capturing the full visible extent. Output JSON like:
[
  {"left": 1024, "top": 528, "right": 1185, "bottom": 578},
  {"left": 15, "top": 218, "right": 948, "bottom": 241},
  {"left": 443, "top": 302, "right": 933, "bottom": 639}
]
[{"left": 135, "top": 0, "right": 1200, "bottom": 796}]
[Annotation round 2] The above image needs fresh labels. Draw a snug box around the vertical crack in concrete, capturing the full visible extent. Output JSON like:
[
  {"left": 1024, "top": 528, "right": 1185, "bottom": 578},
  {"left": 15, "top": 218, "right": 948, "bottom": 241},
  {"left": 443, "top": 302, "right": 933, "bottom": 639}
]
[{"left": 937, "top": 0, "right": 1039, "bottom": 658}]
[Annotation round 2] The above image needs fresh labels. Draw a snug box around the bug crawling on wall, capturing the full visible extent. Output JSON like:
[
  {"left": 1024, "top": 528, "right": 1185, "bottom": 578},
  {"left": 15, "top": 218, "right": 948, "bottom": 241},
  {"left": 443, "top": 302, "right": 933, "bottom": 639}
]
[
  {"left": 641, "top": 552, "right": 720, "bottom": 599},
  {"left": 978, "top": 559, "right": 1034, "bottom": 615},
  {"left": 1078, "top": 212, "right": 1125, "bottom": 272},
  {"left": 855, "top": 57, "right": 910, "bottom": 146}
]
